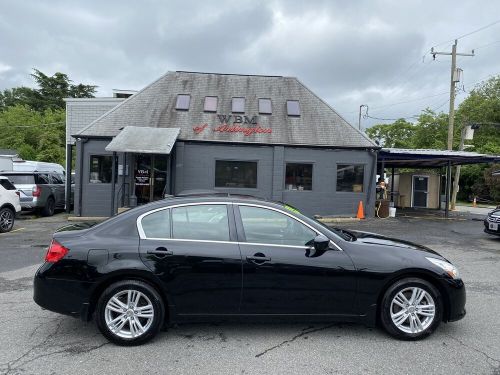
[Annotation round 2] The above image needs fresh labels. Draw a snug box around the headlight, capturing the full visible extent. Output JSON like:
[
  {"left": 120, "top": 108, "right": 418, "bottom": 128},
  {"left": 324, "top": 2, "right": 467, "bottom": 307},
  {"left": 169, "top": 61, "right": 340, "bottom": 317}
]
[{"left": 426, "top": 257, "right": 460, "bottom": 279}]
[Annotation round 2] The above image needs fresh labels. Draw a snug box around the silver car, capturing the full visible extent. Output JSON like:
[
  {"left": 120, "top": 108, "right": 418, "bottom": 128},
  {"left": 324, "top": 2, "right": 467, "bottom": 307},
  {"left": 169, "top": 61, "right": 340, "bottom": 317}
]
[{"left": 1, "top": 171, "right": 66, "bottom": 216}]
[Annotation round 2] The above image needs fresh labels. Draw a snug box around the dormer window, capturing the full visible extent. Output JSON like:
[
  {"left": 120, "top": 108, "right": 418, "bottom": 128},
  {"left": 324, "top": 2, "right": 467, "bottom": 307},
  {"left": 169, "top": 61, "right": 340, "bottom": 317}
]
[
  {"left": 232, "top": 97, "right": 245, "bottom": 113},
  {"left": 258, "top": 98, "right": 272, "bottom": 114},
  {"left": 204, "top": 96, "right": 218, "bottom": 112},
  {"left": 176, "top": 94, "right": 191, "bottom": 110},
  {"left": 287, "top": 100, "right": 300, "bottom": 116}
]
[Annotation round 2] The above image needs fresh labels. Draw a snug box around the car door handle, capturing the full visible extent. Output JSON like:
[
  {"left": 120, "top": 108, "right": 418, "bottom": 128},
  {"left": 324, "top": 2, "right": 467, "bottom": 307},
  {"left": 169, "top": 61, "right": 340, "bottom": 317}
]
[
  {"left": 246, "top": 253, "right": 271, "bottom": 263},
  {"left": 147, "top": 247, "right": 173, "bottom": 256}
]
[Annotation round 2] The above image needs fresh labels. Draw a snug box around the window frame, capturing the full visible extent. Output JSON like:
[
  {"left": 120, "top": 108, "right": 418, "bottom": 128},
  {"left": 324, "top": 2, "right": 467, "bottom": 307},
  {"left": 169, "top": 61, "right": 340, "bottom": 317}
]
[
  {"left": 258, "top": 98, "right": 272, "bottom": 115},
  {"left": 204, "top": 96, "right": 218, "bottom": 112},
  {"left": 137, "top": 202, "right": 233, "bottom": 242},
  {"left": 89, "top": 154, "right": 114, "bottom": 184},
  {"left": 214, "top": 159, "right": 258, "bottom": 189},
  {"left": 231, "top": 97, "right": 245, "bottom": 113},
  {"left": 175, "top": 94, "right": 191, "bottom": 111},
  {"left": 286, "top": 100, "right": 301, "bottom": 117},
  {"left": 336, "top": 163, "right": 366, "bottom": 193},
  {"left": 284, "top": 162, "right": 313, "bottom": 191},
  {"left": 235, "top": 203, "right": 321, "bottom": 248}
]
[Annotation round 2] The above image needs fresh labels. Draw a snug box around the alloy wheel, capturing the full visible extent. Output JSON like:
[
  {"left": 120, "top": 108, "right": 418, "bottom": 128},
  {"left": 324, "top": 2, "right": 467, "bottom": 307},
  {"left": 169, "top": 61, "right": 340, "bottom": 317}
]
[
  {"left": 390, "top": 286, "right": 436, "bottom": 334},
  {"left": 0, "top": 209, "right": 14, "bottom": 232},
  {"left": 104, "top": 289, "right": 155, "bottom": 339}
]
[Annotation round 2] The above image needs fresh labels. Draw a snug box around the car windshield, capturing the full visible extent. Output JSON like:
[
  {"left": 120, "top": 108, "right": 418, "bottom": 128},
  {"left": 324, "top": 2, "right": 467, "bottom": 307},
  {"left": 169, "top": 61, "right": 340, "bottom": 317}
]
[
  {"left": 2, "top": 174, "right": 35, "bottom": 184},
  {"left": 281, "top": 203, "right": 356, "bottom": 242}
]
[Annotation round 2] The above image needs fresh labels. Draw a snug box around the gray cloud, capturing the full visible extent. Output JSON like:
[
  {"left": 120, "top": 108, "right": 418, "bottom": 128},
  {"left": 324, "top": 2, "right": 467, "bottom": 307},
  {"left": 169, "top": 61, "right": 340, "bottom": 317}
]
[{"left": 1, "top": 0, "right": 499, "bottom": 128}]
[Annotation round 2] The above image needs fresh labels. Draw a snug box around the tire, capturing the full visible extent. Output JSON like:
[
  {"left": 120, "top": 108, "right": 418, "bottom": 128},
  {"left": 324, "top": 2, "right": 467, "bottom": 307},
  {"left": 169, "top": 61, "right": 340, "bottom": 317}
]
[
  {"left": 0, "top": 207, "right": 15, "bottom": 233},
  {"left": 41, "top": 197, "right": 55, "bottom": 217},
  {"left": 95, "top": 280, "right": 165, "bottom": 346},
  {"left": 380, "top": 277, "right": 443, "bottom": 340}
]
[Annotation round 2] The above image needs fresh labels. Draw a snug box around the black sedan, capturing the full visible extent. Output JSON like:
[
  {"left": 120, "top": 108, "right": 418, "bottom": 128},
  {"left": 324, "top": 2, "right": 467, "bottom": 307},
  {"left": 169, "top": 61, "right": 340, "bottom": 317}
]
[
  {"left": 34, "top": 196, "right": 466, "bottom": 345},
  {"left": 484, "top": 208, "right": 500, "bottom": 236}
]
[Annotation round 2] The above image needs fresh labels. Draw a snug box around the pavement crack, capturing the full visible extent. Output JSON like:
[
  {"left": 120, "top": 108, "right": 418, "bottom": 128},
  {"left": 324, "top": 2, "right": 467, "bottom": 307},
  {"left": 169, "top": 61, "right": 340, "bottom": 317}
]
[
  {"left": 255, "top": 324, "right": 335, "bottom": 358},
  {"left": 444, "top": 333, "right": 500, "bottom": 367}
]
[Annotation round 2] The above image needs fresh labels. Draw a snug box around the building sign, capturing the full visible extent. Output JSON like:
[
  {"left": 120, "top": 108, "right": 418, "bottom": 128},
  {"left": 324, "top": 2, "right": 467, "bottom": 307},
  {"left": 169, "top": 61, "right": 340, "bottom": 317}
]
[
  {"left": 193, "top": 114, "right": 272, "bottom": 136},
  {"left": 135, "top": 168, "right": 150, "bottom": 186}
]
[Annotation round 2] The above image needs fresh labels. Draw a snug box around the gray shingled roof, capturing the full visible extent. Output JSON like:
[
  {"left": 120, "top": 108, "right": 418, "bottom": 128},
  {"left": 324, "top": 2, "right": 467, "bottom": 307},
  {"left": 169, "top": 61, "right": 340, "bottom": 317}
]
[{"left": 77, "top": 71, "right": 376, "bottom": 148}]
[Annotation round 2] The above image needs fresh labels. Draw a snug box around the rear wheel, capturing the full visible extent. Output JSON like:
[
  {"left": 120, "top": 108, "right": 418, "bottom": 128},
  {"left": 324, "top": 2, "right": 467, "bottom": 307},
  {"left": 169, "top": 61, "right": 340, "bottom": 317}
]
[
  {"left": 380, "top": 278, "right": 443, "bottom": 340},
  {"left": 95, "top": 280, "right": 165, "bottom": 346},
  {"left": 41, "top": 197, "right": 55, "bottom": 217},
  {"left": 0, "top": 207, "right": 15, "bottom": 233}
]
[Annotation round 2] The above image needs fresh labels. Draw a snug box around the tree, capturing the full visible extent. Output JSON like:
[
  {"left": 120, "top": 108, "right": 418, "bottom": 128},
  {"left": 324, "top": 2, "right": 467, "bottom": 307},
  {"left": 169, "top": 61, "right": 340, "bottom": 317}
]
[
  {"left": 365, "top": 119, "right": 416, "bottom": 148},
  {"left": 0, "top": 69, "right": 97, "bottom": 112}
]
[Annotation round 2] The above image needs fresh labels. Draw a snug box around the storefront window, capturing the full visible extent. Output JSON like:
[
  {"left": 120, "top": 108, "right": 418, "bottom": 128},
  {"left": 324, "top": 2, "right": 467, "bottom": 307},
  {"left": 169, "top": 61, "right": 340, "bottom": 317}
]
[
  {"left": 285, "top": 163, "right": 312, "bottom": 191},
  {"left": 90, "top": 155, "right": 113, "bottom": 183},
  {"left": 336, "top": 164, "right": 364, "bottom": 192},
  {"left": 215, "top": 160, "right": 257, "bottom": 188}
]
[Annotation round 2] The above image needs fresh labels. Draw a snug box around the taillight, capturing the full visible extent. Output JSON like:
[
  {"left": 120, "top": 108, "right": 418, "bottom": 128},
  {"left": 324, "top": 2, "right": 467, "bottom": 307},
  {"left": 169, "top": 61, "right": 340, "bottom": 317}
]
[
  {"left": 15, "top": 191, "right": 20, "bottom": 197},
  {"left": 45, "top": 240, "right": 69, "bottom": 263},
  {"left": 32, "top": 185, "right": 41, "bottom": 197}
]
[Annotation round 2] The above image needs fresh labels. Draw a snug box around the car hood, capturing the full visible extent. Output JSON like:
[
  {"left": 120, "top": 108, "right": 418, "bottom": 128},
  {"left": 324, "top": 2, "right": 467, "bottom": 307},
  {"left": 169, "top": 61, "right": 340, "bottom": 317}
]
[{"left": 349, "top": 230, "right": 442, "bottom": 257}]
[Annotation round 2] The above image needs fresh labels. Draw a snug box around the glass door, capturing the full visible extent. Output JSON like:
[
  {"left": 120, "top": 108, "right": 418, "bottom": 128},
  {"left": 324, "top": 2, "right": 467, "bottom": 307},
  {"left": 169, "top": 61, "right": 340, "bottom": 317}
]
[{"left": 134, "top": 154, "right": 169, "bottom": 204}]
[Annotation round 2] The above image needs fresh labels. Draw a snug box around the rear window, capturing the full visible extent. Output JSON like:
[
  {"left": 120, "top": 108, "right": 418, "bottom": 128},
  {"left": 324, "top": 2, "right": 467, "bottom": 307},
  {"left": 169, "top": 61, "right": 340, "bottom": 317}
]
[
  {"left": 0, "top": 179, "right": 16, "bottom": 190},
  {"left": 2, "top": 174, "right": 35, "bottom": 184}
]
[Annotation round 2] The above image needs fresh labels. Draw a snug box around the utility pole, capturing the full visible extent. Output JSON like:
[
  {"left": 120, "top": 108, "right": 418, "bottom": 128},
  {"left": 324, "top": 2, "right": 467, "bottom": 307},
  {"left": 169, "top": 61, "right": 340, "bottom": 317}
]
[
  {"left": 450, "top": 126, "right": 466, "bottom": 210},
  {"left": 358, "top": 104, "right": 368, "bottom": 130},
  {"left": 431, "top": 40, "right": 474, "bottom": 214},
  {"left": 431, "top": 40, "right": 474, "bottom": 150}
]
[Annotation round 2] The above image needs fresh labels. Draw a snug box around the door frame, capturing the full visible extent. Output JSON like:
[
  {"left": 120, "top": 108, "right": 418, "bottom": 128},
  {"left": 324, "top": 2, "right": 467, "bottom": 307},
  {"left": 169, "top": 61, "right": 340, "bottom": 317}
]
[
  {"left": 133, "top": 154, "right": 171, "bottom": 203},
  {"left": 411, "top": 175, "right": 429, "bottom": 208}
]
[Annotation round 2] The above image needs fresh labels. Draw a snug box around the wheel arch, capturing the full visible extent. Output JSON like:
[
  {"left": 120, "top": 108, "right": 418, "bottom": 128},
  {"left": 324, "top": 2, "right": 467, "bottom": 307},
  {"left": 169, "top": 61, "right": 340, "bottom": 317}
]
[
  {"left": 0, "top": 203, "right": 16, "bottom": 213},
  {"left": 86, "top": 270, "right": 173, "bottom": 325},
  {"left": 375, "top": 270, "right": 451, "bottom": 324}
]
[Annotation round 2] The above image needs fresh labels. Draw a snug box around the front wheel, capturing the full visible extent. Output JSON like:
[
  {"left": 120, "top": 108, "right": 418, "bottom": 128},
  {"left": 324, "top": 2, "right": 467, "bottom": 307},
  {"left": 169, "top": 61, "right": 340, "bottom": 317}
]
[
  {"left": 95, "top": 280, "right": 165, "bottom": 346},
  {"left": 380, "top": 277, "right": 443, "bottom": 340},
  {"left": 0, "top": 207, "right": 15, "bottom": 233}
]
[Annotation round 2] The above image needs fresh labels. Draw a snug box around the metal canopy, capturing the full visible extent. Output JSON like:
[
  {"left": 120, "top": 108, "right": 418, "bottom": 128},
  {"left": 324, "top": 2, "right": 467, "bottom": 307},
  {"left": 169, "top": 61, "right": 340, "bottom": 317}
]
[
  {"left": 105, "top": 126, "right": 180, "bottom": 154},
  {"left": 379, "top": 148, "right": 500, "bottom": 168}
]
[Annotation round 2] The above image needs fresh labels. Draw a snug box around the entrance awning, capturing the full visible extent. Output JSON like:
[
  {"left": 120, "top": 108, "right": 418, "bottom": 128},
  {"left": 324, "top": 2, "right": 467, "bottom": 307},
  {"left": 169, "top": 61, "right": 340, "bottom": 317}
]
[
  {"left": 105, "top": 126, "right": 180, "bottom": 154},
  {"left": 379, "top": 148, "right": 500, "bottom": 168}
]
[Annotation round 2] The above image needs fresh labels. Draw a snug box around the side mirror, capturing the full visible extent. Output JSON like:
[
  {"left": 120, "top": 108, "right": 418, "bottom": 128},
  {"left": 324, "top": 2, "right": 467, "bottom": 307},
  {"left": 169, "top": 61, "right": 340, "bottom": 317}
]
[{"left": 313, "top": 234, "right": 330, "bottom": 251}]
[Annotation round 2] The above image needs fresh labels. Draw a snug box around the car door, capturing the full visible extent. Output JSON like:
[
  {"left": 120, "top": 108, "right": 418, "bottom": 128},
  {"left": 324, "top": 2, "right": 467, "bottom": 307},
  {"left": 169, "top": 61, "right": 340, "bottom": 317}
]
[
  {"left": 49, "top": 173, "right": 65, "bottom": 208},
  {"left": 138, "top": 202, "right": 243, "bottom": 315},
  {"left": 235, "top": 204, "right": 356, "bottom": 315}
]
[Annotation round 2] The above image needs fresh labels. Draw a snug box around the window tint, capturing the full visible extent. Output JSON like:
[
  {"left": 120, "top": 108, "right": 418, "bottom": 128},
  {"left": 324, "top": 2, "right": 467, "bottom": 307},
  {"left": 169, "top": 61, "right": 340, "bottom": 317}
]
[
  {"left": 176, "top": 94, "right": 191, "bottom": 110},
  {"left": 36, "top": 173, "right": 50, "bottom": 185},
  {"left": 90, "top": 155, "right": 113, "bottom": 183},
  {"left": 204, "top": 96, "right": 218, "bottom": 112},
  {"left": 142, "top": 209, "right": 170, "bottom": 238},
  {"left": 1, "top": 174, "right": 35, "bottom": 184},
  {"left": 215, "top": 160, "right": 257, "bottom": 188},
  {"left": 258, "top": 98, "right": 272, "bottom": 114},
  {"left": 51, "top": 173, "right": 64, "bottom": 184},
  {"left": 337, "top": 164, "right": 364, "bottom": 192},
  {"left": 285, "top": 163, "right": 312, "bottom": 190},
  {"left": 232, "top": 97, "right": 245, "bottom": 113},
  {"left": 239, "top": 206, "right": 316, "bottom": 246},
  {"left": 287, "top": 100, "right": 300, "bottom": 116},
  {"left": 0, "top": 179, "right": 16, "bottom": 190},
  {"left": 172, "top": 205, "right": 229, "bottom": 241}
]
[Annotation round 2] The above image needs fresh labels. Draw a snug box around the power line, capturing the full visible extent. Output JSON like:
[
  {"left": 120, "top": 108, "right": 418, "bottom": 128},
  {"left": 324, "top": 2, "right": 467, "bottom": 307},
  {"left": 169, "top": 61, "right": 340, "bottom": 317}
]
[{"left": 431, "top": 19, "right": 500, "bottom": 49}]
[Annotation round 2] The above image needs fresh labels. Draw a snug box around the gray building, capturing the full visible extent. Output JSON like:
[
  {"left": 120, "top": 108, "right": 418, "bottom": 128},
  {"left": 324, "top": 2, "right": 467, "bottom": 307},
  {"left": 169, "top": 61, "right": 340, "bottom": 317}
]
[{"left": 70, "top": 71, "right": 378, "bottom": 217}]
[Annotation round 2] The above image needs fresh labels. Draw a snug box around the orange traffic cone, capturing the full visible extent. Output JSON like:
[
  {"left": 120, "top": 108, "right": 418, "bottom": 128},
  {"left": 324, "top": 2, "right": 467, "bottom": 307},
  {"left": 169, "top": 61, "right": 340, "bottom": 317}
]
[
  {"left": 473, "top": 197, "right": 477, "bottom": 208},
  {"left": 356, "top": 201, "right": 365, "bottom": 219}
]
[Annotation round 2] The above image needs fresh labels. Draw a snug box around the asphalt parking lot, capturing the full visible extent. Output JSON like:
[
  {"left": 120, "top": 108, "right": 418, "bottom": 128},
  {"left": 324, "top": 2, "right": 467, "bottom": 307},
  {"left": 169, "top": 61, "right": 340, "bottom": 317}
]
[{"left": 0, "top": 212, "right": 499, "bottom": 375}]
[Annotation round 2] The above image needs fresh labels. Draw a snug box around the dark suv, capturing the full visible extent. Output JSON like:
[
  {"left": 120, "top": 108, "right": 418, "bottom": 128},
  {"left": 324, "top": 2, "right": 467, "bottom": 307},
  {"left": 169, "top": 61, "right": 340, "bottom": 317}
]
[
  {"left": 1, "top": 171, "right": 66, "bottom": 216},
  {"left": 484, "top": 208, "right": 500, "bottom": 236}
]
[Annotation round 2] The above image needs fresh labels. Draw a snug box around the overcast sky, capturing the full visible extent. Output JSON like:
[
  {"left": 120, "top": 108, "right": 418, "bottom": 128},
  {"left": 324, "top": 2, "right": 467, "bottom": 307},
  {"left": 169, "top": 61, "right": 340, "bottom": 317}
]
[{"left": 1, "top": 0, "right": 499, "bottom": 128}]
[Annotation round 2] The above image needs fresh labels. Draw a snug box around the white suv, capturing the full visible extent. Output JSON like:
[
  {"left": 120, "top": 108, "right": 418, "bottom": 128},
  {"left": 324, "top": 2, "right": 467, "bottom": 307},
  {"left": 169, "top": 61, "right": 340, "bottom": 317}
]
[{"left": 0, "top": 176, "right": 21, "bottom": 233}]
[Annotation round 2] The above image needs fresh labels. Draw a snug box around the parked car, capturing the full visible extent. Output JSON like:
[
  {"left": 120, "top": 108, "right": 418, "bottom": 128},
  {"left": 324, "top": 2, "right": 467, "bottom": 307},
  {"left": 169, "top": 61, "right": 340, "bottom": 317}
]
[
  {"left": 1, "top": 171, "right": 66, "bottom": 216},
  {"left": 33, "top": 196, "right": 466, "bottom": 346},
  {"left": 484, "top": 208, "right": 500, "bottom": 236},
  {"left": 0, "top": 176, "right": 21, "bottom": 232}
]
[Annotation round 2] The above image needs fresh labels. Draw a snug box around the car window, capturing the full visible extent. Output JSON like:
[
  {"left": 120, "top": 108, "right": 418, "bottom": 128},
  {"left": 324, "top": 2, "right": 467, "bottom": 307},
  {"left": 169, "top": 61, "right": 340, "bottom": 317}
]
[
  {"left": 239, "top": 205, "right": 316, "bottom": 246},
  {"left": 35, "top": 174, "right": 50, "bottom": 184},
  {"left": 51, "top": 173, "right": 64, "bottom": 184},
  {"left": 172, "top": 204, "right": 230, "bottom": 241},
  {"left": 0, "top": 179, "right": 16, "bottom": 190},
  {"left": 142, "top": 209, "right": 170, "bottom": 238},
  {"left": 2, "top": 174, "right": 35, "bottom": 184}
]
